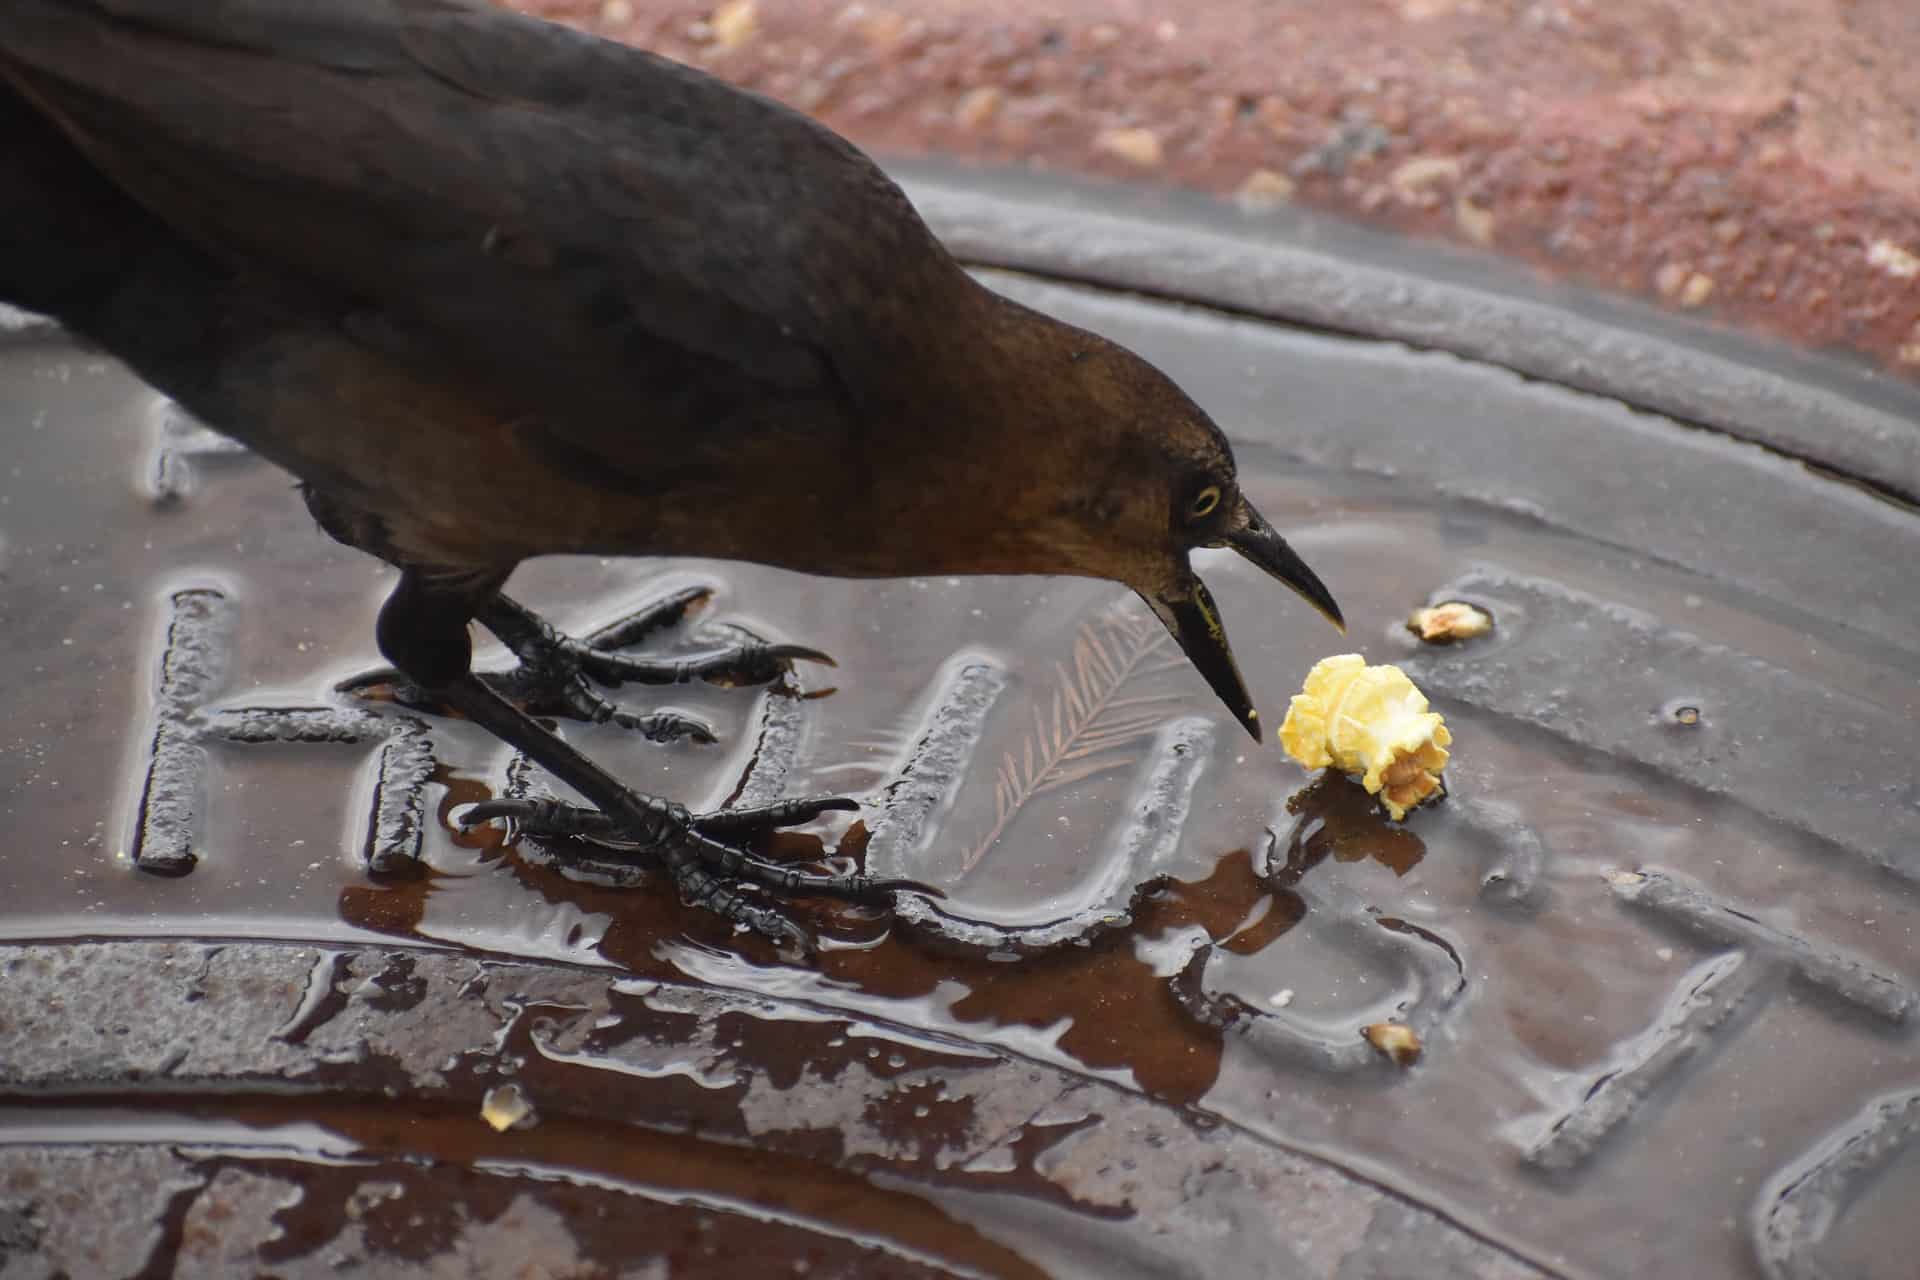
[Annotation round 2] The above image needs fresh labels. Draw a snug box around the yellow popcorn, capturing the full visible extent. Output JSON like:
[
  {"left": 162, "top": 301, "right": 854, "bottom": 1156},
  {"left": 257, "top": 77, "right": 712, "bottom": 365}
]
[
  {"left": 480, "top": 1083, "right": 537, "bottom": 1132},
  {"left": 1407, "top": 601, "right": 1491, "bottom": 644},
  {"left": 1363, "top": 1021, "right": 1423, "bottom": 1067},
  {"left": 1278, "top": 654, "right": 1451, "bottom": 820}
]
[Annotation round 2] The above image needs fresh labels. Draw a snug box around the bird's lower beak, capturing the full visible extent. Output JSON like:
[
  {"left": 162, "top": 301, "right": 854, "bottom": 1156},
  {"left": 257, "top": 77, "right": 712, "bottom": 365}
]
[
  {"left": 1143, "top": 574, "right": 1264, "bottom": 738},
  {"left": 1142, "top": 500, "right": 1343, "bottom": 743}
]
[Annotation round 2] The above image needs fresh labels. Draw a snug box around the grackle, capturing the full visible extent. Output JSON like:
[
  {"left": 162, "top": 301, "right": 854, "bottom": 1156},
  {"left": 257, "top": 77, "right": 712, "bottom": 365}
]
[{"left": 0, "top": 0, "right": 1342, "bottom": 950}]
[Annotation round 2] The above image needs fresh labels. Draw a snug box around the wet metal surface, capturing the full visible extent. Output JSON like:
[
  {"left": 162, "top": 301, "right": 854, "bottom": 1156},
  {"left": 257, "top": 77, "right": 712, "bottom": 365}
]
[
  {"left": 3, "top": 174, "right": 1920, "bottom": 1276},
  {"left": 900, "top": 165, "right": 1920, "bottom": 505}
]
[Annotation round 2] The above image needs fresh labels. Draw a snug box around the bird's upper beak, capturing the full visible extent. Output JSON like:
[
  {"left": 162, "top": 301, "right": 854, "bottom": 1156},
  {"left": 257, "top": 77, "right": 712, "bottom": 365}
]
[{"left": 1141, "top": 497, "right": 1344, "bottom": 742}]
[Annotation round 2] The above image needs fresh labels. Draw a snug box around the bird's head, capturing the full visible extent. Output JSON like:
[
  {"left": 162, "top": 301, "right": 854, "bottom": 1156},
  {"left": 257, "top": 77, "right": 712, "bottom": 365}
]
[{"left": 962, "top": 302, "right": 1346, "bottom": 742}]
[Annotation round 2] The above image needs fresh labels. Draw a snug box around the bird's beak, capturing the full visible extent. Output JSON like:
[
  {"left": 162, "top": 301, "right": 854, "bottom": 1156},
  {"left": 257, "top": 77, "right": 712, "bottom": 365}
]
[
  {"left": 1227, "top": 499, "right": 1345, "bottom": 633},
  {"left": 1143, "top": 573, "right": 1265, "bottom": 739},
  {"left": 1142, "top": 498, "right": 1343, "bottom": 743}
]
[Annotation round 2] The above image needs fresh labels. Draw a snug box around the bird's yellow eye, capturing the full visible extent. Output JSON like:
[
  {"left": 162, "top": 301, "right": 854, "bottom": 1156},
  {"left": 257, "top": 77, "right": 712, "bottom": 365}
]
[{"left": 1189, "top": 485, "right": 1221, "bottom": 519}]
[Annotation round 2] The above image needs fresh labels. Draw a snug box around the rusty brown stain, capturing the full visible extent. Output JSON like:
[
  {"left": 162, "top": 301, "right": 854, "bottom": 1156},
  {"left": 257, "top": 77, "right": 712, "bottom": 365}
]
[{"left": 344, "top": 821, "right": 1302, "bottom": 1102}]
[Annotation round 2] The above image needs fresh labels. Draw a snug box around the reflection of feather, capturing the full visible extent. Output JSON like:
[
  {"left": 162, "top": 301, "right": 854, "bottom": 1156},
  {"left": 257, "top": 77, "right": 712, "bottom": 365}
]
[{"left": 962, "top": 607, "right": 1179, "bottom": 872}]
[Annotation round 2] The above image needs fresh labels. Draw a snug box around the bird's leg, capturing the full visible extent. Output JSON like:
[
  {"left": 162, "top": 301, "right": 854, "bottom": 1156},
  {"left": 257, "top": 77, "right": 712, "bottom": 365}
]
[
  {"left": 376, "top": 568, "right": 928, "bottom": 952},
  {"left": 471, "top": 589, "right": 833, "bottom": 743}
]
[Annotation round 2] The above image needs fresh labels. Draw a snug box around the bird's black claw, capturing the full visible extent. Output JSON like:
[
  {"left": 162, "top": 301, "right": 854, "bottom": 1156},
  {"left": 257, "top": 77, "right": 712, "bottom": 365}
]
[
  {"left": 690, "top": 794, "right": 860, "bottom": 835},
  {"left": 459, "top": 797, "right": 617, "bottom": 839},
  {"left": 676, "top": 864, "right": 814, "bottom": 955},
  {"left": 613, "top": 709, "right": 717, "bottom": 744},
  {"left": 462, "top": 791, "right": 929, "bottom": 944},
  {"left": 479, "top": 591, "right": 833, "bottom": 718},
  {"left": 582, "top": 585, "right": 714, "bottom": 650},
  {"left": 763, "top": 643, "right": 836, "bottom": 668},
  {"left": 576, "top": 638, "right": 835, "bottom": 687}
]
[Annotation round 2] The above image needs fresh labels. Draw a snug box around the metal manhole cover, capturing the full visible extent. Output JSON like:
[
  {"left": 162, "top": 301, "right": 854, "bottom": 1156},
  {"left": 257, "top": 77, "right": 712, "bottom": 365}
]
[{"left": 2, "top": 167, "right": 1918, "bottom": 1279}]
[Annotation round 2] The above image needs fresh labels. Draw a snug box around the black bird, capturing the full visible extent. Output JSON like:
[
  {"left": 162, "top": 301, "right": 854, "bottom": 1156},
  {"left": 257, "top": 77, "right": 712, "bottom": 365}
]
[{"left": 0, "top": 0, "right": 1342, "bottom": 949}]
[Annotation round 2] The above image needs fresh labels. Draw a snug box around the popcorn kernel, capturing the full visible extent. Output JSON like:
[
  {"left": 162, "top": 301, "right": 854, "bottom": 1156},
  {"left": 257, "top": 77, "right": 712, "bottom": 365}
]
[{"left": 1278, "top": 654, "right": 1451, "bottom": 821}]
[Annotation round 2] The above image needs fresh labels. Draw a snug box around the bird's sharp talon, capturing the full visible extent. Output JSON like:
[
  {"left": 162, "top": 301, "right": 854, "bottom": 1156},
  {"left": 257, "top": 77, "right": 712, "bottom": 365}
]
[
  {"left": 454, "top": 801, "right": 508, "bottom": 827},
  {"left": 772, "top": 644, "right": 836, "bottom": 667},
  {"left": 334, "top": 667, "right": 406, "bottom": 694}
]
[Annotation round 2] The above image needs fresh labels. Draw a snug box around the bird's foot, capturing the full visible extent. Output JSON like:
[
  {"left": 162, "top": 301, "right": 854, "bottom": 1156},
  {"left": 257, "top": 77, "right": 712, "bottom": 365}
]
[
  {"left": 341, "top": 585, "right": 833, "bottom": 741},
  {"left": 461, "top": 793, "right": 940, "bottom": 953},
  {"left": 477, "top": 588, "right": 831, "bottom": 742}
]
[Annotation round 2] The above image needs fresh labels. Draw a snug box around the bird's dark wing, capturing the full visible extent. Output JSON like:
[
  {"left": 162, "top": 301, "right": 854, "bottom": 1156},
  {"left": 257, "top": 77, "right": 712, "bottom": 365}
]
[{"left": 0, "top": 0, "right": 950, "bottom": 461}]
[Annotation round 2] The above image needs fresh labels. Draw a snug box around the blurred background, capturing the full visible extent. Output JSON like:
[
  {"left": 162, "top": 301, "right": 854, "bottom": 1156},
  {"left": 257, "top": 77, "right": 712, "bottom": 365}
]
[{"left": 514, "top": 0, "right": 1920, "bottom": 380}]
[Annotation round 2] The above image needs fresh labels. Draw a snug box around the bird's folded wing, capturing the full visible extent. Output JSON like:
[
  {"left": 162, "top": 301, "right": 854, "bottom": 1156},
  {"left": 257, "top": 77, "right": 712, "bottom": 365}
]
[{"left": 0, "top": 0, "right": 933, "bottom": 452}]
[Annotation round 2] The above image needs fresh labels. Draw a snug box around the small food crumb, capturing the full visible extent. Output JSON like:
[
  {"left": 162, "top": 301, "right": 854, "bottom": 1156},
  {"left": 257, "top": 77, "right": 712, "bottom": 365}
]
[
  {"left": 1390, "top": 155, "right": 1461, "bottom": 206},
  {"left": 1454, "top": 195, "right": 1495, "bottom": 246},
  {"left": 1094, "top": 127, "right": 1164, "bottom": 167},
  {"left": 1279, "top": 655, "right": 1451, "bottom": 821},
  {"left": 709, "top": 0, "right": 758, "bottom": 49},
  {"left": 955, "top": 86, "right": 1003, "bottom": 131},
  {"left": 481, "top": 1083, "right": 538, "bottom": 1132},
  {"left": 1656, "top": 263, "right": 1715, "bottom": 307},
  {"left": 1868, "top": 239, "right": 1920, "bottom": 280},
  {"left": 1407, "top": 601, "right": 1491, "bottom": 644},
  {"left": 1364, "top": 1022, "right": 1422, "bottom": 1066},
  {"left": 1235, "top": 169, "right": 1296, "bottom": 211},
  {"left": 849, "top": 6, "right": 909, "bottom": 48},
  {"left": 1271, "top": 988, "right": 1295, "bottom": 1008}
]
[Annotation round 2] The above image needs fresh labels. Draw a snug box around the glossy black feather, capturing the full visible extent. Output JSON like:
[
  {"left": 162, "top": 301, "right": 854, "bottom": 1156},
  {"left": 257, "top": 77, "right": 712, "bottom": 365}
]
[{"left": 0, "top": 0, "right": 958, "bottom": 467}]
